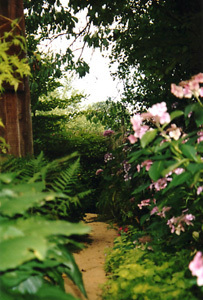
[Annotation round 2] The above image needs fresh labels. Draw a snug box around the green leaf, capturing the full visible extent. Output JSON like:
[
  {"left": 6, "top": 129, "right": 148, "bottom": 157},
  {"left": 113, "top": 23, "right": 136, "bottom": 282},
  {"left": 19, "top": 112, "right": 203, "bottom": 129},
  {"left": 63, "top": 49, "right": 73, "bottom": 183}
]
[
  {"left": 141, "top": 129, "right": 158, "bottom": 148},
  {"left": 149, "top": 161, "right": 165, "bottom": 181},
  {"left": 132, "top": 181, "right": 151, "bottom": 194},
  {"left": 36, "top": 285, "right": 80, "bottom": 300},
  {"left": 186, "top": 163, "right": 203, "bottom": 174},
  {"left": 0, "top": 236, "right": 47, "bottom": 271},
  {"left": 161, "top": 159, "right": 187, "bottom": 177},
  {"left": 180, "top": 144, "right": 198, "bottom": 162},
  {"left": 163, "top": 172, "right": 191, "bottom": 191},
  {"left": 52, "top": 246, "right": 87, "bottom": 297},
  {"left": 170, "top": 110, "right": 184, "bottom": 122}
]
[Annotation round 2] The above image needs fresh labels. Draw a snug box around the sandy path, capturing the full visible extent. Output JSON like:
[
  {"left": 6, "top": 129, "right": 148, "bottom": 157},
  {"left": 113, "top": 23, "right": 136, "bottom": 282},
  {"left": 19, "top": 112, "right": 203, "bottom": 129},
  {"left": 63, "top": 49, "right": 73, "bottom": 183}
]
[{"left": 64, "top": 213, "right": 117, "bottom": 300}]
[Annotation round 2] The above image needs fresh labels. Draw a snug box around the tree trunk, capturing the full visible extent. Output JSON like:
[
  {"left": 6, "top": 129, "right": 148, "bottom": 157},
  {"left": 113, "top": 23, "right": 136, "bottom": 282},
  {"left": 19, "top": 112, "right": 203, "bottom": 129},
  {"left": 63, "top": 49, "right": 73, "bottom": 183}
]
[{"left": 0, "top": 0, "right": 33, "bottom": 157}]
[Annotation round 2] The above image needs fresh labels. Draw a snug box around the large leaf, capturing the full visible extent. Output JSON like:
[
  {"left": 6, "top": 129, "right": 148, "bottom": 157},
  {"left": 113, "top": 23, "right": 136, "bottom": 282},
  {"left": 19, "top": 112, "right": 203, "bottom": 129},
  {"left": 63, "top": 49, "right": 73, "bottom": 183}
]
[
  {"left": 141, "top": 129, "right": 158, "bottom": 148},
  {"left": 0, "top": 182, "right": 66, "bottom": 217},
  {"left": 161, "top": 159, "right": 187, "bottom": 177},
  {"left": 180, "top": 144, "right": 198, "bottom": 162},
  {"left": 163, "top": 172, "right": 191, "bottom": 193},
  {"left": 0, "top": 218, "right": 90, "bottom": 271},
  {"left": 51, "top": 246, "right": 87, "bottom": 297},
  {"left": 148, "top": 160, "right": 165, "bottom": 181},
  {"left": 36, "top": 285, "right": 81, "bottom": 300},
  {"left": 170, "top": 110, "right": 184, "bottom": 122},
  {"left": 0, "top": 235, "right": 47, "bottom": 271},
  {"left": 15, "top": 218, "right": 90, "bottom": 238}
]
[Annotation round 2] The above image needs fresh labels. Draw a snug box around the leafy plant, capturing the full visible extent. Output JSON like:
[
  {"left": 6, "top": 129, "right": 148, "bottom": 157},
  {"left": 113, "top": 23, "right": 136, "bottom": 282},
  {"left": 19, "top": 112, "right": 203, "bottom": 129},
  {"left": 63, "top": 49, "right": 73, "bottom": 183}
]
[
  {"left": 102, "top": 229, "right": 202, "bottom": 300},
  {"left": 0, "top": 155, "right": 91, "bottom": 299},
  {"left": 0, "top": 17, "right": 30, "bottom": 93}
]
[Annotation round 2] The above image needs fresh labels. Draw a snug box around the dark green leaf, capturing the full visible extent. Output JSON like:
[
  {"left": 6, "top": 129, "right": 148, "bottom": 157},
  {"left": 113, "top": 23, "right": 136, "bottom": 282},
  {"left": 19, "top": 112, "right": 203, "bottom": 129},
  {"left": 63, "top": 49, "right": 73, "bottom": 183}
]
[{"left": 149, "top": 161, "right": 165, "bottom": 181}]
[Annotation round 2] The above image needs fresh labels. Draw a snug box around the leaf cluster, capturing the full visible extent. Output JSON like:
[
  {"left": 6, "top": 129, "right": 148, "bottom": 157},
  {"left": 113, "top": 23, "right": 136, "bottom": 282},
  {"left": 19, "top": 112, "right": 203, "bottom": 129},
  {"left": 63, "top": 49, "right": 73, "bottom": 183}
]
[{"left": 0, "top": 153, "right": 90, "bottom": 299}]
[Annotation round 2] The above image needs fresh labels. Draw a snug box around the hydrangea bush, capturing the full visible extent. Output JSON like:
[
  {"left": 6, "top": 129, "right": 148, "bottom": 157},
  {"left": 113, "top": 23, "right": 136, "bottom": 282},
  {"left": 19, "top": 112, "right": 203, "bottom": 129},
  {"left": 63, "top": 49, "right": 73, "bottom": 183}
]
[{"left": 128, "top": 73, "right": 203, "bottom": 287}]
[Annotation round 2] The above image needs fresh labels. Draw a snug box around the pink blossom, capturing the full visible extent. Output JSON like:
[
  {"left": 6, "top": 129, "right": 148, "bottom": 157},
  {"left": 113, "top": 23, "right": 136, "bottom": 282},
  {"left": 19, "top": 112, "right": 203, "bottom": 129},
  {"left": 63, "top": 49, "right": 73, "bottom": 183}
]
[
  {"left": 167, "top": 212, "right": 195, "bottom": 235},
  {"left": 174, "top": 168, "right": 185, "bottom": 175},
  {"left": 171, "top": 83, "right": 184, "bottom": 98},
  {"left": 131, "top": 114, "right": 143, "bottom": 131},
  {"left": 197, "top": 131, "right": 203, "bottom": 144},
  {"left": 151, "top": 176, "right": 172, "bottom": 191},
  {"left": 172, "top": 74, "right": 203, "bottom": 99},
  {"left": 137, "top": 164, "right": 141, "bottom": 172},
  {"left": 138, "top": 199, "right": 151, "bottom": 209},
  {"left": 128, "top": 134, "right": 137, "bottom": 144},
  {"left": 197, "top": 186, "right": 203, "bottom": 195},
  {"left": 103, "top": 130, "right": 115, "bottom": 136},
  {"left": 95, "top": 169, "right": 103, "bottom": 175},
  {"left": 157, "top": 206, "right": 172, "bottom": 218},
  {"left": 199, "top": 88, "right": 203, "bottom": 97},
  {"left": 167, "top": 124, "right": 182, "bottom": 140},
  {"left": 150, "top": 206, "right": 159, "bottom": 215},
  {"left": 141, "top": 160, "right": 153, "bottom": 171},
  {"left": 192, "top": 73, "right": 203, "bottom": 83},
  {"left": 189, "top": 252, "right": 203, "bottom": 286},
  {"left": 148, "top": 102, "right": 170, "bottom": 124}
]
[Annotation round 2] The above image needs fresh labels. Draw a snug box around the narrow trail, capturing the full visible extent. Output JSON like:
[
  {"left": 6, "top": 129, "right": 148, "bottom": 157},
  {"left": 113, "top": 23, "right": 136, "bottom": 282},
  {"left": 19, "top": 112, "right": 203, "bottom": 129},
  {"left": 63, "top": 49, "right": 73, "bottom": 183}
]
[{"left": 64, "top": 213, "right": 117, "bottom": 300}]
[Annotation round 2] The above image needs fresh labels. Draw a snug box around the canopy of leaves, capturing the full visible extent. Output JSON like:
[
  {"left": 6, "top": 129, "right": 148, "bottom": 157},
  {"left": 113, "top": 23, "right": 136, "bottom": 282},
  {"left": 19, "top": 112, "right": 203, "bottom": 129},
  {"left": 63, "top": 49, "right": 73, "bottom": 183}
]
[{"left": 24, "top": 0, "right": 203, "bottom": 110}]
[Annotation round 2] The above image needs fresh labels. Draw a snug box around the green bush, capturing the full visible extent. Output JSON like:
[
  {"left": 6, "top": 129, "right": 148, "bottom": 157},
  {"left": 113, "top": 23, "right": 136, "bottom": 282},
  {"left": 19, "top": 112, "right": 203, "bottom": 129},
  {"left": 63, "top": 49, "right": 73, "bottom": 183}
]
[{"left": 33, "top": 129, "right": 108, "bottom": 212}]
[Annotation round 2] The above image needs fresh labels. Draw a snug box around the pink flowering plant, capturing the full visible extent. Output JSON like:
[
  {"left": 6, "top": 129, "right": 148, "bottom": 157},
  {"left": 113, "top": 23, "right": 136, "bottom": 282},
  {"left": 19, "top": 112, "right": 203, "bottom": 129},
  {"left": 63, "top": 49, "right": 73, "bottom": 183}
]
[{"left": 128, "top": 74, "right": 203, "bottom": 257}]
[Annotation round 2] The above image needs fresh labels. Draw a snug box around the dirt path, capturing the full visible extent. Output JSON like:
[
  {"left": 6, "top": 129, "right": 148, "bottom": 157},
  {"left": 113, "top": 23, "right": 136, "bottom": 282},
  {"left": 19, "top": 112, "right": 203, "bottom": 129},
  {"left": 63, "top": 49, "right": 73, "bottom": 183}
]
[{"left": 64, "top": 213, "right": 117, "bottom": 300}]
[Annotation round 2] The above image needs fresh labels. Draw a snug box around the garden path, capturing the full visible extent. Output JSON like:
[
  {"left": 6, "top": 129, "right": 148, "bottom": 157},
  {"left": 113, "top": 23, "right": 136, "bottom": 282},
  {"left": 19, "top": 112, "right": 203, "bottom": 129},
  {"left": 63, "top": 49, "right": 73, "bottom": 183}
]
[{"left": 64, "top": 213, "right": 117, "bottom": 300}]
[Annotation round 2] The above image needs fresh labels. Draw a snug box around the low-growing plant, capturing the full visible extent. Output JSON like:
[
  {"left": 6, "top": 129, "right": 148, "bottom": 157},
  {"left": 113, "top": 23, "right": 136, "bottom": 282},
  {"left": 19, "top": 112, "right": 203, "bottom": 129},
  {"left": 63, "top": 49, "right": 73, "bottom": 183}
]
[{"left": 103, "top": 228, "right": 203, "bottom": 300}]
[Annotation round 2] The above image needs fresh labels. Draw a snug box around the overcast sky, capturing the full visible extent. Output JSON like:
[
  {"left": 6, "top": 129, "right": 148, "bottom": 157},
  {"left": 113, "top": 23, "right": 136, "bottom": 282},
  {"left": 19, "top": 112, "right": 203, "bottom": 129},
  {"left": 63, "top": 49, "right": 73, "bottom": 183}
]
[{"left": 41, "top": 4, "right": 123, "bottom": 105}]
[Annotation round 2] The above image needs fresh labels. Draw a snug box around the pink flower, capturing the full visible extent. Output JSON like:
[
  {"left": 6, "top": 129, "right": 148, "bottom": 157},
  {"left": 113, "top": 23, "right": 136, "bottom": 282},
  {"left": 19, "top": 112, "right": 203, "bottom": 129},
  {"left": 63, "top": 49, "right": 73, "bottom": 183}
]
[
  {"left": 192, "top": 73, "right": 203, "bottom": 83},
  {"left": 128, "top": 134, "right": 138, "bottom": 144},
  {"left": 197, "top": 131, "right": 203, "bottom": 144},
  {"left": 131, "top": 114, "right": 143, "bottom": 131},
  {"left": 172, "top": 74, "right": 203, "bottom": 99},
  {"left": 138, "top": 199, "right": 151, "bottom": 209},
  {"left": 103, "top": 130, "right": 115, "bottom": 136},
  {"left": 174, "top": 168, "right": 185, "bottom": 175},
  {"left": 189, "top": 252, "right": 203, "bottom": 286},
  {"left": 95, "top": 169, "right": 103, "bottom": 175},
  {"left": 197, "top": 186, "right": 203, "bottom": 195},
  {"left": 167, "top": 212, "right": 195, "bottom": 235},
  {"left": 171, "top": 83, "right": 184, "bottom": 98},
  {"left": 148, "top": 102, "right": 170, "bottom": 124},
  {"left": 157, "top": 206, "right": 172, "bottom": 218},
  {"left": 167, "top": 124, "right": 182, "bottom": 140},
  {"left": 152, "top": 177, "right": 171, "bottom": 191},
  {"left": 150, "top": 206, "right": 159, "bottom": 215},
  {"left": 141, "top": 160, "right": 153, "bottom": 171}
]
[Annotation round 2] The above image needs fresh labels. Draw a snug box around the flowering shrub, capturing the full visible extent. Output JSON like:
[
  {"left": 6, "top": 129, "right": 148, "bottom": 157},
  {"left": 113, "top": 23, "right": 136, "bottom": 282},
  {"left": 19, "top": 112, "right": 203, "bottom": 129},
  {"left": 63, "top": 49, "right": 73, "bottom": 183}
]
[{"left": 127, "top": 73, "right": 203, "bottom": 287}]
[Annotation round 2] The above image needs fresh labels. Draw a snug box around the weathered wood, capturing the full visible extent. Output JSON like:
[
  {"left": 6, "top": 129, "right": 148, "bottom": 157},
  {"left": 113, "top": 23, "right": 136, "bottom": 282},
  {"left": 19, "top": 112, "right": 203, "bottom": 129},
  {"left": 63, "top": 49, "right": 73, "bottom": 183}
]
[{"left": 0, "top": 0, "right": 33, "bottom": 156}]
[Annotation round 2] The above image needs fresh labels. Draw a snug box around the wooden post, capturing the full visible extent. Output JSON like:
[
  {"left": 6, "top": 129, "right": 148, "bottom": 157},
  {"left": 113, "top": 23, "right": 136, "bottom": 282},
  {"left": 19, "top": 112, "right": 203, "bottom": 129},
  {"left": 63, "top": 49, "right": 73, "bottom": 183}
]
[{"left": 0, "top": 0, "right": 33, "bottom": 157}]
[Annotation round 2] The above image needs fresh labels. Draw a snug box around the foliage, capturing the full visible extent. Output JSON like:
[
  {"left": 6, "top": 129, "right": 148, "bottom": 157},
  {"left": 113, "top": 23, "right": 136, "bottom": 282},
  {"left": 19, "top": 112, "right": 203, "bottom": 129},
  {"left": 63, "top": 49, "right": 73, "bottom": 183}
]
[
  {"left": 0, "top": 154, "right": 90, "bottom": 300},
  {"left": 33, "top": 126, "right": 108, "bottom": 213},
  {"left": 0, "top": 17, "right": 30, "bottom": 93},
  {"left": 85, "top": 100, "right": 131, "bottom": 131},
  {"left": 127, "top": 74, "right": 203, "bottom": 255},
  {"left": 102, "top": 228, "right": 202, "bottom": 300},
  {"left": 95, "top": 131, "right": 139, "bottom": 222},
  {"left": 1, "top": 152, "right": 91, "bottom": 221}
]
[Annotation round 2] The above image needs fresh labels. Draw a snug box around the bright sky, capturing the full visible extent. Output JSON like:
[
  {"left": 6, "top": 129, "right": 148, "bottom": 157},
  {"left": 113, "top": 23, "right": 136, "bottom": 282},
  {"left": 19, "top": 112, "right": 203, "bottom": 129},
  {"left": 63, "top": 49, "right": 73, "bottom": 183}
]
[
  {"left": 41, "top": 4, "right": 123, "bottom": 105},
  {"left": 72, "top": 48, "right": 123, "bottom": 104}
]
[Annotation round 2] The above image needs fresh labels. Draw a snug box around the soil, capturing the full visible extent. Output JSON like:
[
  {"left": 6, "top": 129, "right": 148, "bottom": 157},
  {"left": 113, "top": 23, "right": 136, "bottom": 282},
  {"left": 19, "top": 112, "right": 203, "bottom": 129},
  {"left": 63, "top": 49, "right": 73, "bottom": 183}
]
[{"left": 64, "top": 213, "right": 118, "bottom": 300}]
